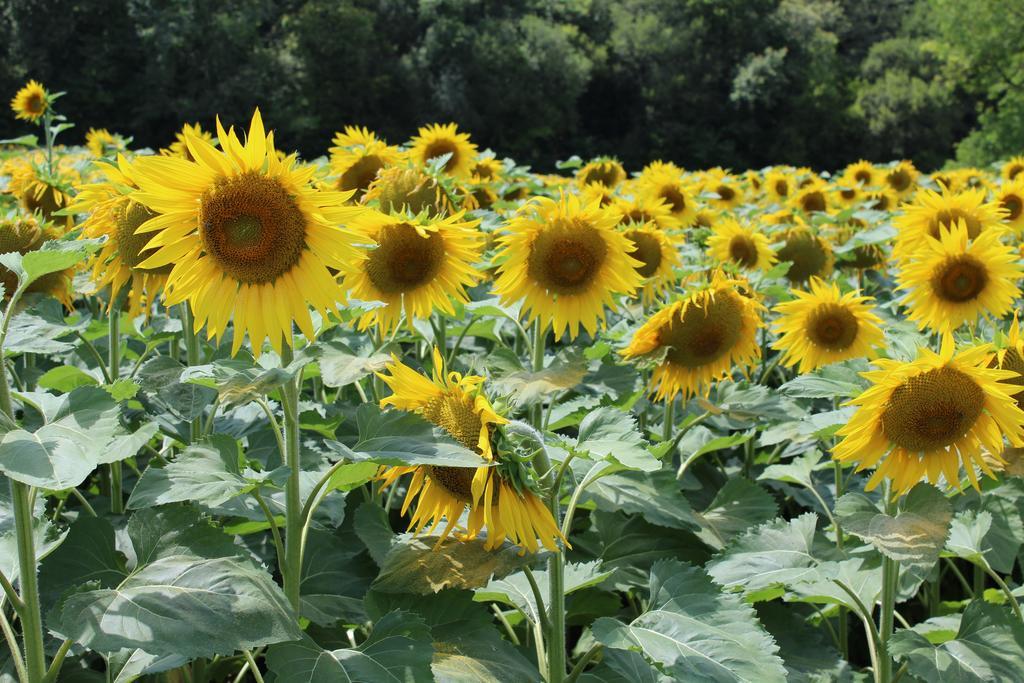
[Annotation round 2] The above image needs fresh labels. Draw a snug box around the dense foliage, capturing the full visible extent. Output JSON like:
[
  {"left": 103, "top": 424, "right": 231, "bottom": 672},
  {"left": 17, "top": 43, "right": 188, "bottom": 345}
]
[{"left": 1, "top": 0, "right": 1022, "bottom": 171}]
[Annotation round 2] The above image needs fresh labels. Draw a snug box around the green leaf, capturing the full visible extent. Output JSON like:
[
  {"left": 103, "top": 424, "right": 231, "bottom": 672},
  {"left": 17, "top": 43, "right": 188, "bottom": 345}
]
[
  {"left": 105, "top": 378, "right": 140, "bottom": 401},
  {"left": 692, "top": 478, "right": 778, "bottom": 551},
  {"left": 787, "top": 557, "right": 882, "bottom": 613},
  {"left": 580, "top": 469, "right": 701, "bottom": 531},
  {"left": 5, "top": 298, "right": 83, "bottom": 355},
  {"left": 0, "top": 238, "right": 101, "bottom": 288},
  {"left": 181, "top": 350, "right": 318, "bottom": 408},
  {"left": 318, "top": 340, "right": 391, "bottom": 388},
  {"left": 890, "top": 600, "right": 1024, "bottom": 682},
  {"left": 568, "top": 407, "right": 658, "bottom": 471},
  {"left": 592, "top": 559, "right": 787, "bottom": 682},
  {"left": 36, "top": 365, "right": 99, "bottom": 391},
  {"left": 758, "top": 603, "right": 855, "bottom": 683},
  {"left": 48, "top": 508, "right": 300, "bottom": 659},
  {"left": 266, "top": 611, "right": 434, "bottom": 682},
  {"left": 945, "top": 509, "right": 993, "bottom": 564},
  {"left": 475, "top": 560, "right": 613, "bottom": 625},
  {"left": 578, "top": 649, "right": 669, "bottom": 683},
  {"left": 836, "top": 483, "right": 952, "bottom": 570},
  {"left": 778, "top": 366, "right": 867, "bottom": 399},
  {"left": 105, "top": 650, "right": 188, "bottom": 683},
  {"left": 707, "top": 513, "right": 823, "bottom": 601},
  {"left": 758, "top": 450, "right": 825, "bottom": 489},
  {"left": 490, "top": 350, "right": 588, "bottom": 405},
  {"left": 137, "top": 356, "right": 217, "bottom": 421},
  {"left": 300, "top": 527, "right": 376, "bottom": 626}
]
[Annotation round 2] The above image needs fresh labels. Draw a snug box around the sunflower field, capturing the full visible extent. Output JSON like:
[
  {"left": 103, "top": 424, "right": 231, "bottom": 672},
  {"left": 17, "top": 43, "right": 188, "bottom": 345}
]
[{"left": 3, "top": 80, "right": 1024, "bottom": 683}]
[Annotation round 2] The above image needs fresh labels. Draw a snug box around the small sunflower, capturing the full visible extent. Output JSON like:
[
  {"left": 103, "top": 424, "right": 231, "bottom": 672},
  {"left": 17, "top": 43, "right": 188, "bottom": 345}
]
[
  {"left": 893, "top": 185, "right": 1006, "bottom": 262},
  {"left": 706, "top": 218, "right": 776, "bottom": 271},
  {"left": 130, "top": 109, "right": 363, "bottom": 356},
  {"left": 764, "top": 170, "right": 795, "bottom": 204},
  {"left": 0, "top": 213, "right": 73, "bottom": 305},
  {"left": 161, "top": 123, "right": 215, "bottom": 161},
  {"left": 611, "top": 194, "right": 680, "bottom": 230},
  {"left": 832, "top": 183, "right": 863, "bottom": 208},
  {"left": 896, "top": 220, "right": 1022, "bottom": 334},
  {"left": 706, "top": 177, "right": 744, "bottom": 211},
  {"left": 85, "top": 128, "right": 126, "bottom": 158},
  {"left": 863, "top": 188, "right": 900, "bottom": 213},
  {"left": 4, "top": 160, "right": 74, "bottom": 226},
  {"left": 328, "top": 126, "right": 403, "bottom": 199},
  {"left": 993, "top": 315, "right": 1024, "bottom": 407},
  {"left": 622, "top": 222, "right": 681, "bottom": 305},
  {"left": 637, "top": 164, "right": 697, "bottom": 226},
  {"left": 790, "top": 181, "right": 830, "bottom": 214},
  {"left": 10, "top": 80, "right": 49, "bottom": 122},
  {"left": 833, "top": 336, "right": 1024, "bottom": 495},
  {"left": 470, "top": 154, "right": 504, "bottom": 183},
  {"left": 772, "top": 278, "right": 885, "bottom": 373},
  {"left": 409, "top": 123, "right": 477, "bottom": 178},
  {"left": 376, "top": 349, "right": 563, "bottom": 552},
  {"left": 363, "top": 165, "right": 467, "bottom": 216},
  {"left": 884, "top": 160, "right": 919, "bottom": 198},
  {"left": 1003, "top": 156, "right": 1024, "bottom": 183},
  {"left": 622, "top": 270, "right": 764, "bottom": 401},
  {"left": 996, "top": 178, "right": 1024, "bottom": 233},
  {"left": 67, "top": 155, "right": 169, "bottom": 318},
  {"left": 842, "top": 160, "right": 879, "bottom": 188},
  {"left": 342, "top": 210, "right": 482, "bottom": 334},
  {"left": 576, "top": 158, "right": 626, "bottom": 189},
  {"left": 775, "top": 226, "right": 834, "bottom": 284}
]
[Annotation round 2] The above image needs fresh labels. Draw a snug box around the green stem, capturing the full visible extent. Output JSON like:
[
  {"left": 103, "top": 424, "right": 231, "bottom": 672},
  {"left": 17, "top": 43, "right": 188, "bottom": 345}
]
[
  {"left": 10, "top": 480, "right": 46, "bottom": 682},
  {"left": 180, "top": 304, "right": 202, "bottom": 442},
  {"left": 75, "top": 332, "right": 112, "bottom": 383},
  {"left": 981, "top": 561, "right": 1023, "bottom": 622},
  {"left": 972, "top": 563, "right": 985, "bottom": 598},
  {"left": 243, "top": 650, "right": 265, "bottom": 683},
  {"left": 0, "top": 606, "right": 26, "bottom": 683},
  {"left": 566, "top": 644, "right": 602, "bottom": 683},
  {"left": 252, "top": 490, "right": 287, "bottom": 580},
  {"left": 43, "top": 112, "right": 54, "bottom": 176},
  {"left": 108, "top": 306, "right": 124, "bottom": 514},
  {"left": 877, "top": 489, "right": 900, "bottom": 683},
  {"left": 42, "top": 638, "right": 73, "bottom": 683},
  {"left": 280, "top": 343, "right": 304, "bottom": 614},
  {"left": 447, "top": 315, "right": 479, "bottom": 365},
  {"left": 0, "top": 567, "right": 25, "bottom": 615},
  {"left": 529, "top": 321, "right": 545, "bottom": 429},
  {"left": 662, "top": 397, "right": 674, "bottom": 443}
]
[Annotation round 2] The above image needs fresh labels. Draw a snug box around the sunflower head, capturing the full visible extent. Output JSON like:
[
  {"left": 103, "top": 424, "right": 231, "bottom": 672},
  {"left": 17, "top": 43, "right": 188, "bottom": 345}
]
[
  {"left": 993, "top": 315, "right": 1024, "bottom": 407},
  {"left": 85, "top": 128, "right": 126, "bottom": 158},
  {"left": 161, "top": 123, "right": 215, "bottom": 161},
  {"left": 1003, "top": 156, "right": 1024, "bottom": 183},
  {"left": 576, "top": 157, "right": 626, "bottom": 189},
  {"left": 622, "top": 222, "right": 681, "bottom": 305},
  {"left": 362, "top": 165, "right": 469, "bottom": 217},
  {"left": 707, "top": 177, "right": 744, "bottom": 210},
  {"left": 893, "top": 185, "right": 1007, "bottom": 262},
  {"left": 997, "top": 178, "right": 1024, "bottom": 232},
  {"left": 775, "top": 226, "right": 834, "bottom": 284},
  {"left": 409, "top": 123, "right": 478, "bottom": 178},
  {"left": 0, "top": 214, "right": 72, "bottom": 304},
  {"left": 329, "top": 126, "right": 403, "bottom": 199},
  {"left": 706, "top": 218, "right": 777, "bottom": 271},
  {"left": 4, "top": 160, "right": 75, "bottom": 227},
  {"left": 834, "top": 337, "right": 1024, "bottom": 495},
  {"left": 637, "top": 165, "right": 696, "bottom": 226},
  {"left": 612, "top": 194, "right": 680, "bottom": 230},
  {"left": 470, "top": 155, "right": 504, "bottom": 183},
  {"left": 10, "top": 81, "right": 49, "bottom": 123},
  {"left": 884, "top": 160, "right": 919, "bottom": 197},
  {"left": 764, "top": 170, "right": 795, "bottom": 204},
  {"left": 843, "top": 160, "right": 879, "bottom": 188},
  {"left": 790, "top": 181, "right": 830, "bottom": 214}
]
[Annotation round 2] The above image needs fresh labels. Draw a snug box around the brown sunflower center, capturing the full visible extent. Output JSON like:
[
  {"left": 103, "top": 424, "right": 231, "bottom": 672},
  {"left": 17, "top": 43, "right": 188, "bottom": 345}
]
[
  {"left": 114, "top": 199, "right": 171, "bottom": 274},
  {"left": 625, "top": 230, "right": 662, "bottom": 277},
  {"left": 660, "top": 292, "right": 744, "bottom": 368},
  {"left": 22, "top": 183, "right": 63, "bottom": 221},
  {"left": 1010, "top": 165, "right": 1024, "bottom": 181},
  {"left": 927, "top": 208, "right": 983, "bottom": 239},
  {"left": 716, "top": 185, "right": 736, "bottom": 201},
  {"left": 339, "top": 155, "right": 385, "bottom": 196},
  {"left": 800, "top": 191, "right": 827, "bottom": 213},
  {"left": 840, "top": 187, "right": 857, "bottom": 201},
  {"left": 527, "top": 219, "right": 608, "bottom": 295},
  {"left": 423, "top": 139, "right": 460, "bottom": 173},
  {"left": 777, "top": 231, "right": 830, "bottom": 283},
  {"left": 931, "top": 255, "right": 988, "bottom": 303},
  {"left": 365, "top": 223, "right": 445, "bottom": 294},
  {"left": 623, "top": 209, "right": 653, "bottom": 225},
  {"left": 660, "top": 187, "right": 687, "bottom": 213},
  {"left": 854, "top": 170, "right": 873, "bottom": 184},
  {"left": 880, "top": 367, "right": 984, "bottom": 452},
  {"left": 996, "top": 348, "right": 1024, "bottom": 403},
  {"left": 774, "top": 180, "right": 789, "bottom": 197},
  {"left": 1002, "top": 195, "right": 1023, "bottom": 221},
  {"left": 422, "top": 390, "right": 487, "bottom": 503},
  {"left": 25, "top": 93, "right": 44, "bottom": 115},
  {"left": 582, "top": 164, "right": 620, "bottom": 187},
  {"left": 728, "top": 234, "right": 758, "bottom": 268},
  {"left": 887, "top": 169, "right": 912, "bottom": 192},
  {"left": 806, "top": 303, "right": 859, "bottom": 350},
  {"left": 426, "top": 465, "right": 476, "bottom": 502},
  {"left": 199, "top": 172, "right": 307, "bottom": 284},
  {"left": 472, "top": 162, "right": 496, "bottom": 180}
]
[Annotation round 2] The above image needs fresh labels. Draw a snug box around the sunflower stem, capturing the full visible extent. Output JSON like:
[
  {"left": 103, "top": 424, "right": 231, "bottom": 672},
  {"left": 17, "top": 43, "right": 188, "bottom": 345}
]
[
  {"left": 280, "top": 342, "right": 304, "bottom": 615},
  {"left": 180, "top": 303, "right": 202, "bottom": 442},
  {"left": 833, "top": 460, "right": 849, "bottom": 658},
  {"left": 108, "top": 305, "right": 124, "bottom": 514},
  {"left": 877, "top": 486, "right": 900, "bottom": 683},
  {"left": 661, "top": 396, "right": 674, "bottom": 443}
]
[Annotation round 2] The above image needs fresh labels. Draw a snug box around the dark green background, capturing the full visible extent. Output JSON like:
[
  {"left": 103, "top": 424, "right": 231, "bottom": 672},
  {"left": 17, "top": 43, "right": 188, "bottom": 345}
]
[{"left": 1, "top": 0, "right": 1020, "bottom": 173}]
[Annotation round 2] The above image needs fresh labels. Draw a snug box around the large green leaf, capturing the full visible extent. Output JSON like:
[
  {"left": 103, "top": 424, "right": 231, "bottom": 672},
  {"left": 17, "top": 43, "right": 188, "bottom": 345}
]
[
  {"left": 692, "top": 478, "right": 778, "bottom": 550},
  {"left": 300, "top": 527, "right": 376, "bottom": 626},
  {"left": 137, "top": 356, "right": 217, "bottom": 422},
  {"left": 5, "top": 299, "right": 85, "bottom": 355},
  {"left": 266, "top": 611, "right": 434, "bottom": 682},
  {"left": 318, "top": 340, "right": 391, "bottom": 388},
  {"left": 579, "top": 469, "right": 700, "bottom": 531},
  {"left": 475, "top": 560, "right": 613, "bottom": 625},
  {"left": 890, "top": 600, "right": 1024, "bottom": 682},
  {"left": 565, "top": 407, "right": 658, "bottom": 471},
  {"left": 758, "top": 603, "right": 854, "bottom": 683},
  {"left": 0, "top": 238, "right": 101, "bottom": 288},
  {"left": 592, "top": 559, "right": 787, "bottom": 682}
]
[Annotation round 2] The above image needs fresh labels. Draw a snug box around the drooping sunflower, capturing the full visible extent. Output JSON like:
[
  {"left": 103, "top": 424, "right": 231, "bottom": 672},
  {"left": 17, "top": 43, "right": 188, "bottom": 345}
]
[
  {"left": 893, "top": 185, "right": 1007, "bottom": 262},
  {"left": 706, "top": 218, "right": 777, "bottom": 271},
  {"left": 1003, "top": 156, "right": 1024, "bottom": 183},
  {"left": 623, "top": 271, "right": 763, "bottom": 401},
  {"left": 10, "top": 80, "right": 49, "bottom": 122},
  {"left": 833, "top": 336, "right": 1024, "bottom": 495},
  {"left": 996, "top": 178, "right": 1024, "bottom": 233},
  {"left": 129, "top": 109, "right": 363, "bottom": 356},
  {"left": 622, "top": 222, "right": 681, "bottom": 305},
  {"left": 883, "top": 160, "right": 919, "bottom": 198},
  {"left": 376, "top": 349, "right": 563, "bottom": 552},
  {"left": 161, "top": 123, "right": 215, "bottom": 161},
  {"left": 896, "top": 220, "right": 1022, "bottom": 334},
  {"left": 842, "top": 160, "right": 879, "bottom": 188},
  {"left": 0, "top": 213, "right": 73, "bottom": 305},
  {"left": 4, "top": 159, "right": 75, "bottom": 227},
  {"left": 492, "top": 193, "right": 644, "bottom": 339},
  {"left": 66, "top": 155, "right": 169, "bottom": 317},
  {"left": 637, "top": 164, "right": 697, "bottom": 227},
  {"left": 576, "top": 157, "right": 626, "bottom": 189},
  {"left": 328, "top": 126, "right": 403, "bottom": 199},
  {"left": 85, "top": 128, "right": 126, "bottom": 158},
  {"left": 772, "top": 278, "right": 885, "bottom": 373},
  {"left": 342, "top": 209, "right": 482, "bottom": 334},
  {"left": 408, "top": 123, "right": 477, "bottom": 178},
  {"left": 775, "top": 226, "right": 834, "bottom": 284}
]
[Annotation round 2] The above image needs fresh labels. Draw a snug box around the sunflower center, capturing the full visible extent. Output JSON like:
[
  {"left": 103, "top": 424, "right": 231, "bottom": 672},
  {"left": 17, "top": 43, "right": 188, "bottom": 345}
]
[
  {"left": 1002, "top": 195, "right": 1023, "bottom": 221},
  {"left": 716, "top": 185, "right": 735, "bottom": 201},
  {"left": 871, "top": 194, "right": 892, "bottom": 211},
  {"left": 25, "top": 94, "right": 44, "bottom": 115},
  {"left": 660, "top": 293, "right": 744, "bottom": 368},
  {"left": 774, "top": 180, "right": 789, "bottom": 197},
  {"left": 840, "top": 187, "right": 857, "bottom": 200},
  {"left": 928, "top": 208, "right": 983, "bottom": 239},
  {"left": 625, "top": 230, "right": 662, "bottom": 277},
  {"left": 425, "top": 465, "right": 476, "bottom": 503},
  {"left": 728, "top": 235, "right": 758, "bottom": 267},
  {"left": 365, "top": 223, "right": 445, "bottom": 294},
  {"left": 880, "top": 367, "right": 985, "bottom": 452},
  {"left": 527, "top": 219, "right": 608, "bottom": 295},
  {"left": 424, "top": 140, "right": 460, "bottom": 172},
  {"left": 660, "top": 187, "right": 687, "bottom": 213},
  {"left": 1010, "top": 165, "right": 1024, "bottom": 181},
  {"left": 339, "top": 155, "right": 385, "bottom": 196},
  {"left": 200, "top": 172, "right": 307, "bottom": 284},
  {"left": 854, "top": 170, "right": 872, "bottom": 184},
  {"left": 777, "top": 231, "right": 829, "bottom": 283},
  {"left": 22, "top": 183, "right": 63, "bottom": 221},
  {"left": 887, "top": 169, "right": 912, "bottom": 192},
  {"left": 114, "top": 200, "right": 171, "bottom": 274},
  {"left": 423, "top": 392, "right": 484, "bottom": 452},
  {"left": 931, "top": 255, "right": 988, "bottom": 303},
  {"left": 801, "top": 191, "right": 827, "bottom": 213},
  {"left": 582, "top": 165, "right": 619, "bottom": 187},
  {"left": 807, "top": 303, "right": 859, "bottom": 350}
]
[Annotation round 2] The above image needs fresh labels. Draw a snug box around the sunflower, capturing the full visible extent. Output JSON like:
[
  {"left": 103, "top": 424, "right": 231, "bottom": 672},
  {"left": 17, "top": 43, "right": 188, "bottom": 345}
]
[
  {"left": 772, "top": 278, "right": 884, "bottom": 373},
  {"left": 611, "top": 194, "right": 680, "bottom": 230},
  {"left": 830, "top": 224, "right": 887, "bottom": 272},
  {"left": 85, "top": 128, "right": 126, "bottom": 158},
  {"left": 1003, "top": 156, "right": 1024, "bottom": 183},
  {"left": 328, "top": 126, "right": 403, "bottom": 199},
  {"left": 576, "top": 158, "right": 626, "bottom": 189},
  {"left": 10, "top": 80, "right": 48, "bottom": 123},
  {"left": 863, "top": 188, "right": 900, "bottom": 213},
  {"left": 893, "top": 185, "right": 1007, "bottom": 262},
  {"left": 833, "top": 336, "right": 1024, "bottom": 495},
  {"left": 4, "top": 160, "right": 74, "bottom": 227},
  {"left": 842, "top": 160, "right": 879, "bottom": 188},
  {"left": 66, "top": 155, "right": 169, "bottom": 317},
  {"left": 706, "top": 177, "right": 745, "bottom": 211},
  {"left": 993, "top": 315, "right": 1024, "bottom": 407},
  {"left": 376, "top": 349, "right": 563, "bottom": 552},
  {"left": 764, "top": 170, "right": 795, "bottom": 204},
  {"left": 470, "top": 154, "right": 504, "bottom": 183},
  {"left": 996, "top": 178, "right": 1024, "bottom": 233},
  {"left": 342, "top": 210, "right": 482, "bottom": 334},
  {"left": 706, "top": 218, "right": 776, "bottom": 271},
  {"left": 409, "top": 123, "right": 477, "bottom": 178},
  {"left": 622, "top": 271, "right": 763, "bottom": 401},
  {"left": 790, "top": 181, "right": 830, "bottom": 214},
  {"left": 363, "top": 165, "right": 469, "bottom": 216},
  {"left": 492, "top": 193, "right": 643, "bottom": 339},
  {"left": 637, "top": 164, "right": 697, "bottom": 226},
  {"left": 622, "top": 222, "right": 681, "bottom": 305},
  {"left": 775, "top": 226, "right": 834, "bottom": 284},
  {"left": 692, "top": 208, "right": 719, "bottom": 229},
  {"left": 832, "top": 183, "right": 863, "bottom": 208},
  {"left": 580, "top": 182, "right": 617, "bottom": 208},
  {"left": 129, "top": 109, "right": 363, "bottom": 356},
  {"left": 161, "top": 123, "right": 215, "bottom": 161},
  {"left": 883, "top": 160, "right": 919, "bottom": 198},
  {"left": 0, "top": 213, "right": 73, "bottom": 305},
  {"left": 896, "top": 220, "right": 1022, "bottom": 334}
]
